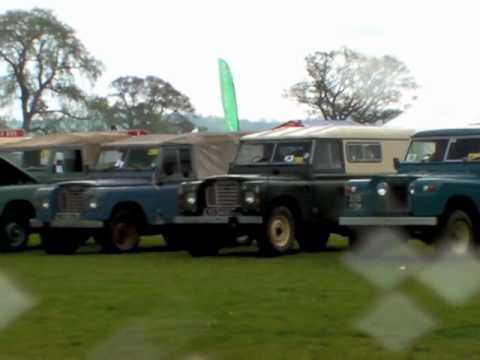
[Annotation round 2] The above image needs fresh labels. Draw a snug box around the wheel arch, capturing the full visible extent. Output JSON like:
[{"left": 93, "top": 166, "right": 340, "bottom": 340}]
[
  {"left": 110, "top": 201, "right": 147, "bottom": 226},
  {"left": 442, "top": 195, "right": 480, "bottom": 223},
  {"left": 1, "top": 200, "right": 36, "bottom": 220}
]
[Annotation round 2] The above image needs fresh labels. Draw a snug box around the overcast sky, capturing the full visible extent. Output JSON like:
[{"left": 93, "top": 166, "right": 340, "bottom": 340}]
[{"left": 1, "top": 0, "right": 479, "bottom": 129}]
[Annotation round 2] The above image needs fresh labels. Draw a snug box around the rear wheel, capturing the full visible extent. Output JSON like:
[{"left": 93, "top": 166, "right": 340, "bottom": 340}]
[
  {"left": 436, "top": 210, "right": 477, "bottom": 256},
  {"left": 257, "top": 206, "right": 296, "bottom": 256},
  {"left": 102, "top": 210, "right": 141, "bottom": 253},
  {"left": 42, "top": 230, "right": 84, "bottom": 255},
  {"left": 0, "top": 213, "right": 30, "bottom": 252}
]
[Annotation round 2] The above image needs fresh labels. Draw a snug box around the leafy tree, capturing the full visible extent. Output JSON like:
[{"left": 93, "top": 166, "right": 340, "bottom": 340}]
[
  {"left": 287, "top": 48, "right": 419, "bottom": 124},
  {"left": 106, "top": 75, "right": 195, "bottom": 131},
  {"left": 0, "top": 8, "right": 103, "bottom": 130}
]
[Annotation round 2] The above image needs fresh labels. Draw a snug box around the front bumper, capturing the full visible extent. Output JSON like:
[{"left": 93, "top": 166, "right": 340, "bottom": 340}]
[
  {"left": 339, "top": 216, "right": 438, "bottom": 226},
  {"left": 30, "top": 219, "right": 104, "bottom": 229},
  {"left": 174, "top": 215, "right": 263, "bottom": 225}
]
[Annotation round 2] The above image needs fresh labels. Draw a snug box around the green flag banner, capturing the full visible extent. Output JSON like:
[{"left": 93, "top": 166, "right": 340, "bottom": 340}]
[{"left": 218, "top": 59, "right": 240, "bottom": 132}]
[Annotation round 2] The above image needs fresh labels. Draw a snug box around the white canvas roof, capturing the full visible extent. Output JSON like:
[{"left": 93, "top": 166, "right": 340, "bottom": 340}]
[{"left": 242, "top": 125, "right": 414, "bottom": 141}]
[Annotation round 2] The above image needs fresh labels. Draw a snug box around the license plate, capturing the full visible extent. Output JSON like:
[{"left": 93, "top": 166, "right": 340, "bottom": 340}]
[
  {"left": 204, "top": 207, "right": 235, "bottom": 216},
  {"left": 55, "top": 212, "right": 82, "bottom": 221},
  {"left": 348, "top": 194, "right": 362, "bottom": 209}
]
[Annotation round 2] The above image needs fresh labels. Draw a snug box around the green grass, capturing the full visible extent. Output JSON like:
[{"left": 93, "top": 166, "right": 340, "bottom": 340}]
[{"left": 0, "top": 236, "right": 480, "bottom": 359}]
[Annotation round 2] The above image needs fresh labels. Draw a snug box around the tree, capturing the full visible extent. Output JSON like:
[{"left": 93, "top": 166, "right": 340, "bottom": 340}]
[
  {"left": 287, "top": 48, "right": 418, "bottom": 124},
  {"left": 106, "top": 75, "right": 195, "bottom": 131},
  {"left": 0, "top": 8, "right": 103, "bottom": 130}
]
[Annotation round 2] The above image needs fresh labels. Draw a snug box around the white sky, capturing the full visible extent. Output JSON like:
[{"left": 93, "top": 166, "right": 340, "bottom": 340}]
[{"left": 1, "top": 0, "right": 480, "bottom": 129}]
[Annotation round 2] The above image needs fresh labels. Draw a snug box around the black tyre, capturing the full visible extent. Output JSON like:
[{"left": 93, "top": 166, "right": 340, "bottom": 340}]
[
  {"left": 0, "top": 213, "right": 30, "bottom": 252},
  {"left": 102, "top": 210, "right": 141, "bottom": 253},
  {"left": 436, "top": 210, "right": 477, "bottom": 255},
  {"left": 187, "top": 226, "right": 221, "bottom": 257},
  {"left": 41, "top": 230, "right": 83, "bottom": 255},
  {"left": 296, "top": 223, "right": 329, "bottom": 252},
  {"left": 257, "top": 206, "right": 296, "bottom": 256}
]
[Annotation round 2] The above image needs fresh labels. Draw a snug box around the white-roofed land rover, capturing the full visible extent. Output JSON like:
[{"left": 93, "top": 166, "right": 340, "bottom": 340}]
[{"left": 175, "top": 125, "right": 414, "bottom": 256}]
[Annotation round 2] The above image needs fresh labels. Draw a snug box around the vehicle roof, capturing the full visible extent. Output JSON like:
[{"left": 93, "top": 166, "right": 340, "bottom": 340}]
[
  {"left": 414, "top": 127, "right": 480, "bottom": 138},
  {"left": 102, "top": 132, "right": 248, "bottom": 148},
  {"left": 102, "top": 134, "right": 180, "bottom": 148},
  {"left": 241, "top": 125, "right": 414, "bottom": 141},
  {"left": 0, "top": 132, "right": 128, "bottom": 151}
]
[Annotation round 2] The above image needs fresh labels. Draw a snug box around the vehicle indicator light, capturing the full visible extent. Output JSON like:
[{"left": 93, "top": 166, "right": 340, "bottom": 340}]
[
  {"left": 345, "top": 185, "right": 357, "bottom": 194},
  {"left": 422, "top": 184, "right": 436, "bottom": 193}
]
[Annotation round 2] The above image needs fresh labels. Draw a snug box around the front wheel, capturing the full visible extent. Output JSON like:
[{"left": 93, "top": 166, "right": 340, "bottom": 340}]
[
  {"left": 102, "top": 210, "right": 141, "bottom": 253},
  {"left": 0, "top": 213, "right": 30, "bottom": 252},
  {"left": 436, "top": 210, "right": 477, "bottom": 256},
  {"left": 257, "top": 206, "right": 296, "bottom": 256}
]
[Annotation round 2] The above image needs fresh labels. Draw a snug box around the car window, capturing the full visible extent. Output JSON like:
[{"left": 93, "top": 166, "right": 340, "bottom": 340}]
[
  {"left": 313, "top": 140, "right": 343, "bottom": 171},
  {"left": 179, "top": 149, "right": 193, "bottom": 177},
  {"left": 405, "top": 139, "right": 449, "bottom": 162},
  {"left": 346, "top": 142, "right": 382, "bottom": 163},
  {"left": 53, "top": 149, "right": 83, "bottom": 173},
  {"left": 124, "top": 148, "right": 161, "bottom": 170},
  {"left": 96, "top": 149, "right": 127, "bottom": 170},
  {"left": 447, "top": 138, "right": 480, "bottom": 161},
  {"left": 235, "top": 143, "right": 275, "bottom": 165},
  {"left": 272, "top": 142, "right": 311, "bottom": 164}
]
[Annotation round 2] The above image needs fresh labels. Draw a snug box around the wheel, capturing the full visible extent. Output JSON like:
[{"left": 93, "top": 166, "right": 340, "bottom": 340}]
[
  {"left": 41, "top": 230, "right": 83, "bottom": 255},
  {"left": 187, "top": 226, "right": 221, "bottom": 257},
  {"left": 436, "top": 210, "right": 477, "bottom": 256},
  {"left": 0, "top": 213, "right": 30, "bottom": 252},
  {"left": 296, "top": 223, "right": 329, "bottom": 252},
  {"left": 257, "top": 206, "right": 296, "bottom": 256},
  {"left": 102, "top": 210, "right": 141, "bottom": 253}
]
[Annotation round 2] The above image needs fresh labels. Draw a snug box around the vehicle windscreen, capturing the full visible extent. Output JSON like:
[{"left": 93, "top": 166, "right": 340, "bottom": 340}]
[
  {"left": 405, "top": 139, "right": 449, "bottom": 163},
  {"left": 96, "top": 148, "right": 161, "bottom": 171},
  {"left": 235, "top": 142, "right": 312, "bottom": 165},
  {"left": 1, "top": 149, "right": 51, "bottom": 171}
]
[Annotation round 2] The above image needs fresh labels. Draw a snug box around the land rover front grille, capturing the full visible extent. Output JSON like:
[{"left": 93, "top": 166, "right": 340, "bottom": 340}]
[
  {"left": 206, "top": 181, "right": 241, "bottom": 208},
  {"left": 58, "top": 186, "right": 89, "bottom": 212},
  {"left": 387, "top": 183, "right": 409, "bottom": 211}
]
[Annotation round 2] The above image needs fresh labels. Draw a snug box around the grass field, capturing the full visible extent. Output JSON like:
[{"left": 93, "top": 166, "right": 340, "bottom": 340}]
[{"left": 1, "top": 236, "right": 480, "bottom": 359}]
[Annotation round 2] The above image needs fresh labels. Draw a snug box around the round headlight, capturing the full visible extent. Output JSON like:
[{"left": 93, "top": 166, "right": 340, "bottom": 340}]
[
  {"left": 377, "top": 183, "right": 388, "bottom": 197},
  {"left": 245, "top": 192, "right": 256, "bottom": 205},
  {"left": 89, "top": 201, "right": 98, "bottom": 209},
  {"left": 41, "top": 201, "right": 50, "bottom": 209},
  {"left": 186, "top": 192, "right": 197, "bottom": 206}
]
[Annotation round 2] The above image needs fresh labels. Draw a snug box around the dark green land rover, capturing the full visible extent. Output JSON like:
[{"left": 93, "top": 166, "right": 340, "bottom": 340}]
[
  {"left": 340, "top": 127, "right": 480, "bottom": 255},
  {"left": 175, "top": 125, "right": 413, "bottom": 256}
]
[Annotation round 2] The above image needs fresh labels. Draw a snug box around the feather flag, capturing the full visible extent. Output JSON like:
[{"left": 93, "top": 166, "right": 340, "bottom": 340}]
[{"left": 218, "top": 59, "right": 240, "bottom": 132}]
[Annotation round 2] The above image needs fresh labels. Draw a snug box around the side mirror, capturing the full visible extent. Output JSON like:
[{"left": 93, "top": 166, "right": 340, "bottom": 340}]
[{"left": 393, "top": 157, "right": 400, "bottom": 171}]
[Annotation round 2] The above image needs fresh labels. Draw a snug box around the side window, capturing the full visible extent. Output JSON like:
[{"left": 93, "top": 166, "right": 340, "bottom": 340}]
[
  {"left": 447, "top": 138, "right": 480, "bottom": 161},
  {"left": 346, "top": 143, "right": 382, "bottom": 163},
  {"left": 161, "top": 148, "right": 179, "bottom": 177},
  {"left": 23, "top": 149, "right": 50, "bottom": 169},
  {"left": 54, "top": 150, "right": 83, "bottom": 173},
  {"left": 313, "top": 141, "right": 343, "bottom": 171},
  {"left": 179, "top": 149, "right": 193, "bottom": 178},
  {"left": 273, "top": 142, "right": 311, "bottom": 164}
]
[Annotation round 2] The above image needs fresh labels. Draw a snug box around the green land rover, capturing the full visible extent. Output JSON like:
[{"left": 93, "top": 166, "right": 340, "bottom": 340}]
[
  {"left": 175, "top": 125, "right": 414, "bottom": 256},
  {"left": 340, "top": 127, "right": 480, "bottom": 255}
]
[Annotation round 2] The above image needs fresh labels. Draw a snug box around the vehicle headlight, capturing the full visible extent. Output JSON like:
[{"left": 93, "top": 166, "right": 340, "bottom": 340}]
[
  {"left": 41, "top": 201, "right": 50, "bottom": 210},
  {"left": 244, "top": 192, "right": 256, "bottom": 205},
  {"left": 377, "top": 182, "right": 388, "bottom": 197},
  {"left": 89, "top": 201, "right": 99, "bottom": 209},
  {"left": 186, "top": 192, "right": 197, "bottom": 206}
]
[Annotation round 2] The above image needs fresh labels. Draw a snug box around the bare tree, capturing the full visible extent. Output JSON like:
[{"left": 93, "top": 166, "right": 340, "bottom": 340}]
[
  {"left": 0, "top": 8, "right": 103, "bottom": 130},
  {"left": 287, "top": 48, "right": 419, "bottom": 124}
]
